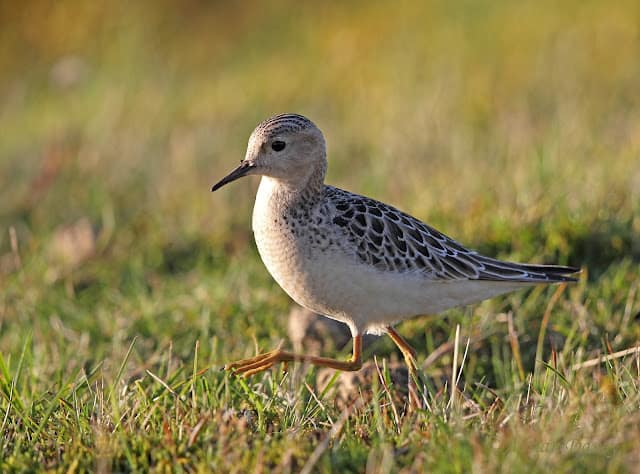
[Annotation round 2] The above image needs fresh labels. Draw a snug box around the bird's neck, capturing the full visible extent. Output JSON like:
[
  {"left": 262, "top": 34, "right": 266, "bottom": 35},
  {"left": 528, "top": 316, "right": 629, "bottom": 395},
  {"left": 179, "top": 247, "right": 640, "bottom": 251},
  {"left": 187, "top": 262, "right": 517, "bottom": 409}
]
[{"left": 257, "top": 163, "right": 326, "bottom": 209}]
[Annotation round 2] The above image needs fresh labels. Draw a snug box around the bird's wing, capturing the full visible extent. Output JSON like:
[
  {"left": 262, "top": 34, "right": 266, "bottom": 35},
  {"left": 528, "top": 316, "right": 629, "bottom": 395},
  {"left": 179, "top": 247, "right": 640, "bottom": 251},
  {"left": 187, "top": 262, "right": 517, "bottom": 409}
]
[{"left": 325, "top": 186, "right": 579, "bottom": 283}]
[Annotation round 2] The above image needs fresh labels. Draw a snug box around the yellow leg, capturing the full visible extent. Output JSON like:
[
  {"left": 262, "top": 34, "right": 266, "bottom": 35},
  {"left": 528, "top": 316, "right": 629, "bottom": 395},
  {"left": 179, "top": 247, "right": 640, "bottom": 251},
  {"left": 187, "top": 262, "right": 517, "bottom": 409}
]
[
  {"left": 225, "top": 335, "right": 363, "bottom": 377},
  {"left": 387, "top": 327, "right": 421, "bottom": 409}
]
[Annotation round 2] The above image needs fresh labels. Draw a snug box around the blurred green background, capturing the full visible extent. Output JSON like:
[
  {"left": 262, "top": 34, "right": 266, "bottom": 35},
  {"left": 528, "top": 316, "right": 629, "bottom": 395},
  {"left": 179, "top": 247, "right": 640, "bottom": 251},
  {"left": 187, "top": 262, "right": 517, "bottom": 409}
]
[
  {"left": 2, "top": 0, "right": 638, "bottom": 261},
  {"left": 2, "top": 0, "right": 640, "bottom": 363},
  {"left": 1, "top": 1, "right": 640, "bottom": 470},
  {"left": 2, "top": 0, "right": 640, "bottom": 376}
]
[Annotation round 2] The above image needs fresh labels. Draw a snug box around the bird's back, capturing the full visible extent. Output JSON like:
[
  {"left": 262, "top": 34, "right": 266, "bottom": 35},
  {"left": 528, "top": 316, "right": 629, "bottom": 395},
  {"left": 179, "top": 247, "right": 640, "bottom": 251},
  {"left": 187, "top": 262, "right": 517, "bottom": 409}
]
[{"left": 323, "top": 185, "right": 578, "bottom": 283}]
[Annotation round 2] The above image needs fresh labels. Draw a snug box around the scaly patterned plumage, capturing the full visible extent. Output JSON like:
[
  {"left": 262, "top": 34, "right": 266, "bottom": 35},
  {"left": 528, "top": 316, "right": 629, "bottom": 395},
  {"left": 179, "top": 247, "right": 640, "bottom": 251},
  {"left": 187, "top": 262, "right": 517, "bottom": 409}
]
[{"left": 324, "top": 185, "right": 577, "bottom": 282}]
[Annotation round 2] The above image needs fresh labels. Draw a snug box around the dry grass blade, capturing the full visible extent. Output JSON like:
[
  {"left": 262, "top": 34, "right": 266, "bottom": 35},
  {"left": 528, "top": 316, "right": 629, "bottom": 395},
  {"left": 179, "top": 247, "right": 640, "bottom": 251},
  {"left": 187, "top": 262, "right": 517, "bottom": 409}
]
[
  {"left": 373, "top": 357, "right": 401, "bottom": 431},
  {"left": 449, "top": 324, "right": 461, "bottom": 410},
  {"left": 146, "top": 370, "right": 177, "bottom": 398},
  {"left": 571, "top": 346, "right": 640, "bottom": 371}
]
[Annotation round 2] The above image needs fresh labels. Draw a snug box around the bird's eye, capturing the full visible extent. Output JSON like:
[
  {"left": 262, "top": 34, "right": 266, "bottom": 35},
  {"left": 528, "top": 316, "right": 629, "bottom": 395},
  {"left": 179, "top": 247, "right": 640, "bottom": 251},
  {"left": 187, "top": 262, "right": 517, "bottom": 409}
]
[{"left": 271, "top": 140, "right": 286, "bottom": 152}]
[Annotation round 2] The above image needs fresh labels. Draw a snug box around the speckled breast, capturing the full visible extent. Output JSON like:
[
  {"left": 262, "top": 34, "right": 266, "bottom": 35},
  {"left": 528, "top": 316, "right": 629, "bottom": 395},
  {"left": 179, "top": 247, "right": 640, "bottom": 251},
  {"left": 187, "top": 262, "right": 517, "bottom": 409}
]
[{"left": 251, "top": 179, "right": 347, "bottom": 319}]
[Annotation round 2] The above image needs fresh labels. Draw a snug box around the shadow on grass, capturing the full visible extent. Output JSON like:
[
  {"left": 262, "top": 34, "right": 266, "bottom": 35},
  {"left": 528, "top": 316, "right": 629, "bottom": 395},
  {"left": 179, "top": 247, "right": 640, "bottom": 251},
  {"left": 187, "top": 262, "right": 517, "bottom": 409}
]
[{"left": 473, "top": 214, "right": 639, "bottom": 278}]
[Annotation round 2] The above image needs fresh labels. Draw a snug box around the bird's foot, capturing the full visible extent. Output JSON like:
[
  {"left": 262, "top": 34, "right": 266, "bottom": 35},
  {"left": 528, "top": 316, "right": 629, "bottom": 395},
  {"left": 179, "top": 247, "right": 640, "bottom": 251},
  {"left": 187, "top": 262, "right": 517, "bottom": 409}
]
[
  {"left": 224, "top": 346, "right": 363, "bottom": 378},
  {"left": 224, "top": 348, "right": 288, "bottom": 377}
]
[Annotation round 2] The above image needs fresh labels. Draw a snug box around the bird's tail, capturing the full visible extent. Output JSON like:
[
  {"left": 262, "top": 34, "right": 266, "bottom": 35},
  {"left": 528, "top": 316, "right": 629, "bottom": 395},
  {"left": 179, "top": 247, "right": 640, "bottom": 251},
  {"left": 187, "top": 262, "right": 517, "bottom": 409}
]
[{"left": 474, "top": 255, "right": 580, "bottom": 283}]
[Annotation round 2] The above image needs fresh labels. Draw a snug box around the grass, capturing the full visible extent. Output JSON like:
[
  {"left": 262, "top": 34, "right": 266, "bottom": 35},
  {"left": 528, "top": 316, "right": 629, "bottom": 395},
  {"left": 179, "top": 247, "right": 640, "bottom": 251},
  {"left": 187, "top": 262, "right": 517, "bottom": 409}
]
[{"left": 1, "top": 0, "right": 639, "bottom": 471}]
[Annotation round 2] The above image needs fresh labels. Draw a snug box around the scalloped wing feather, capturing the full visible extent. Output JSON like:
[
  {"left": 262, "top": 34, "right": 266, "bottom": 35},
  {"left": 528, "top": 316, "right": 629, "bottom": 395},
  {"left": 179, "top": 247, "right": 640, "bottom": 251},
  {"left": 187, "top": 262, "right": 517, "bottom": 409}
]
[{"left": 325, "top": 186, "right": 578, "bottom": 283}]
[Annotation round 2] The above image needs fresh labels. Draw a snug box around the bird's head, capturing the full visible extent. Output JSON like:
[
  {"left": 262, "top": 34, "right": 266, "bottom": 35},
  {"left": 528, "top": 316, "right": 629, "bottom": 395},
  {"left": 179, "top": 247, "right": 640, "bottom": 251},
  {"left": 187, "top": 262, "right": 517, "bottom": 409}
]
[{"left": 211, "top": 113, "right": 327, "bottom": 192}]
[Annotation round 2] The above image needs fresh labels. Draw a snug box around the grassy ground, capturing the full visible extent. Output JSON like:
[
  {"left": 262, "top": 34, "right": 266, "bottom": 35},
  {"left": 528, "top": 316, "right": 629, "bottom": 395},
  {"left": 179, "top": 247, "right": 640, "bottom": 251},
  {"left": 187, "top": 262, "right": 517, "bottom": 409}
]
[{"left": 1, "top": 0, "right": 639, "bottom": 472}]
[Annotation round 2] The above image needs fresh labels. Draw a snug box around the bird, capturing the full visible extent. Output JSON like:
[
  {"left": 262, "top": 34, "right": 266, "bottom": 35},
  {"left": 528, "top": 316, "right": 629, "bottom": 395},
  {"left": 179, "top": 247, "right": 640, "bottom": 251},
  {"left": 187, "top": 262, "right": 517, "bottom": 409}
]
[{"left": 211, "top": 113, "right": 579, "bottom": 381}]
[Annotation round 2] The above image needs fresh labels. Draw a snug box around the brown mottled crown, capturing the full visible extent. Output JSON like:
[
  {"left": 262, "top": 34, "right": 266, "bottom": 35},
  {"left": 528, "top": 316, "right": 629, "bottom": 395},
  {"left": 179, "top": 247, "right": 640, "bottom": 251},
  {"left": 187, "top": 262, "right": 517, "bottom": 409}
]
[{"left": 253, "top": 113, "right": 316, "bottom": 139}]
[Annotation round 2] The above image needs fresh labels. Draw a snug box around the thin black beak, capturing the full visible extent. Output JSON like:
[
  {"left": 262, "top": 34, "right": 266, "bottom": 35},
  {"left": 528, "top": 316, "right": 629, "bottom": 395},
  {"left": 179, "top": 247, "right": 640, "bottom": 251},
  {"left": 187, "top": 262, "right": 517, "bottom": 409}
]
[{"left": 211, "top": 161, "right": 256, "bottom": 192}]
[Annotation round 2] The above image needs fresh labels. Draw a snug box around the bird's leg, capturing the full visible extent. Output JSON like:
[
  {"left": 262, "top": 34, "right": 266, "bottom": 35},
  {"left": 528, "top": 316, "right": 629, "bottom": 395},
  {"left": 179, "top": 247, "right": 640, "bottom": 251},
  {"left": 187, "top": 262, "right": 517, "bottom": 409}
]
[
  {"left": 387, "top": 327, "right": 421, "bottom": 409},
  {"left": 225, "top": 335, "right": 363, "bottom": 378}
]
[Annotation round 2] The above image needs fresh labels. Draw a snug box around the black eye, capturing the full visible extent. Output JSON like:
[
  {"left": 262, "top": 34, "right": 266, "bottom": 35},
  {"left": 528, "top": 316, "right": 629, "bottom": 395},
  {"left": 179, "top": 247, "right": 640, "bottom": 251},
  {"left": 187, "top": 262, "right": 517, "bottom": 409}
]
[{"left": 271, "top": 140, "right": 286, "bottom": 152}]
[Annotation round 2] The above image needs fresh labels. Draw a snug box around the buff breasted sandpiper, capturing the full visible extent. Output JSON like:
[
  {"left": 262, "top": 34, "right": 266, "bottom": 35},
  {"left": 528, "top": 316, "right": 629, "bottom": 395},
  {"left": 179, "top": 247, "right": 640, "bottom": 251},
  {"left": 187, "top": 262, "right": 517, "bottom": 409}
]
[{"left": 211, "top": 113, "right": 578, "bottom": 381}]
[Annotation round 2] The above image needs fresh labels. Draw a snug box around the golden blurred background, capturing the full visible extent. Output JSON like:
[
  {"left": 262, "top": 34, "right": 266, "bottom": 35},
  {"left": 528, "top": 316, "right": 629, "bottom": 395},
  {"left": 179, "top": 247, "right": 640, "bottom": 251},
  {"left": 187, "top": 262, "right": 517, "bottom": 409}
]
[
  {"left": 1, "top": 0, "right": 639, "bottom": 271},
  {"left": 1, "top": 5, "right": 640, "bottom": 470}
]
